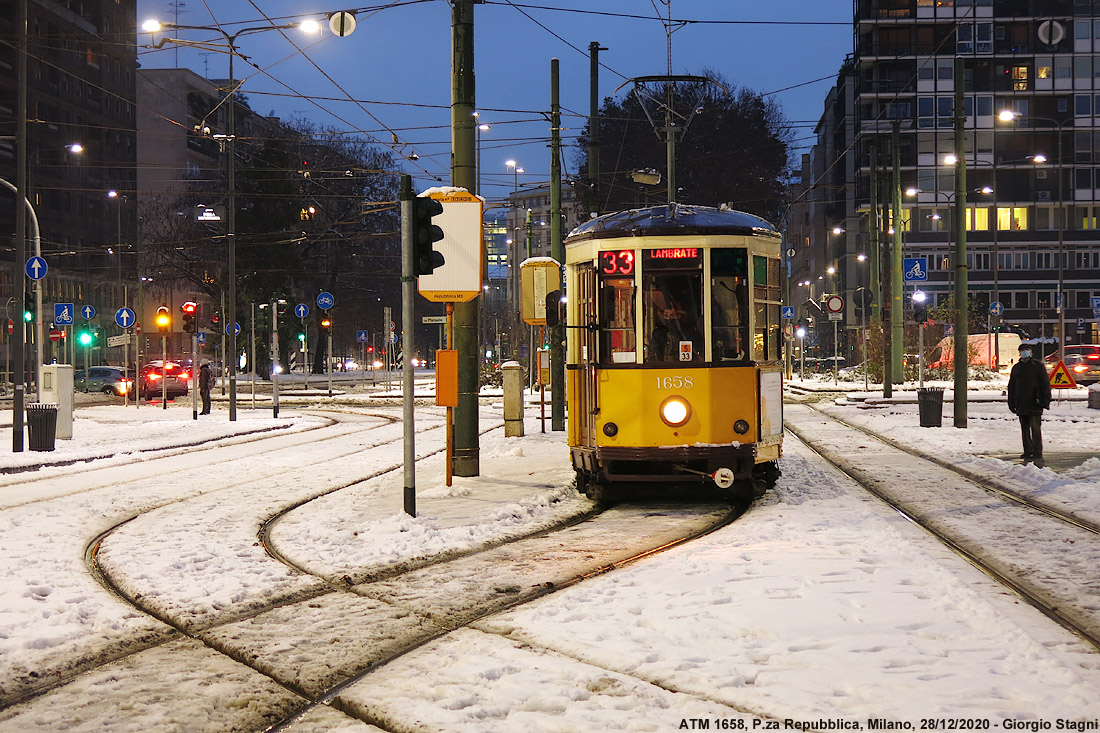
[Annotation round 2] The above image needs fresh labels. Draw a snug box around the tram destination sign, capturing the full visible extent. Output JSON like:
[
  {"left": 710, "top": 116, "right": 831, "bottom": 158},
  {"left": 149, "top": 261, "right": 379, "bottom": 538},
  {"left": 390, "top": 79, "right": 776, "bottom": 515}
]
[{"left": 643, "top": 248, "right": 701, "bottom": 268}]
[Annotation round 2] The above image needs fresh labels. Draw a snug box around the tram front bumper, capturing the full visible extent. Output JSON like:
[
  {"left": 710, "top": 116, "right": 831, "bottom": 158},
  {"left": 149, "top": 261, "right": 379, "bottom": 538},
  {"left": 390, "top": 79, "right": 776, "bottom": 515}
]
[{"left": 572, "top": 443, "right": 759, "bottom": 484}]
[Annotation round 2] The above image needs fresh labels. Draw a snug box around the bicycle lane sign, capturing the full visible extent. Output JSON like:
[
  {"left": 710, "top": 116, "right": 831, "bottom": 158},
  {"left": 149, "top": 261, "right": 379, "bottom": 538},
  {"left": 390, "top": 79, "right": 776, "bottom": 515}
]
[{"left": 903, "top": 257, "right": 928, "bottom": 282}]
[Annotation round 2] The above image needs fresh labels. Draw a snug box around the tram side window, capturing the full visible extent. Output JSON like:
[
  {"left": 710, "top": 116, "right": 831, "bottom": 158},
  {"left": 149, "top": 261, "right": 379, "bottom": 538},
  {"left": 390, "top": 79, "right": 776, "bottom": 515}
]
[
  {"left": 711, "top": 248, "right": 750, "bottom": 362},
  {"left": 753, "top": 255, "right": 782, "bottom": 362},
  {"left": 598, "top": 278, "right": 636, "bottom": 364},
  {"left": 643, "top": 273, "right": 704, "bottom": 365}
]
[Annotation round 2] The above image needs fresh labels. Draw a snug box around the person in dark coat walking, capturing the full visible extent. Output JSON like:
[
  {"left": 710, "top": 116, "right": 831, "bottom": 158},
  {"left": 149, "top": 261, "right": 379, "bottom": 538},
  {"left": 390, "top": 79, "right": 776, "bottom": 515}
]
[
  {"left": 1007, "top": 343, "right": 1052, "bottom": 464},
  {"left": 199, "top": 359, "right": 212, "bottom": 415}
]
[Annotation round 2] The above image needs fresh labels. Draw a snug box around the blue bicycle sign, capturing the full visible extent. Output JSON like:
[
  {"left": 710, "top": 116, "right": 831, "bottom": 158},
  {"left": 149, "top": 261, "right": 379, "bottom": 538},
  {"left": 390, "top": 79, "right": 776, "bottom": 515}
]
[
  {"left": 903, "top": 257, "right": 928, "bottom": 282},
  {"left": 316, "top": 291, "right": 335, "bottom": 310}
]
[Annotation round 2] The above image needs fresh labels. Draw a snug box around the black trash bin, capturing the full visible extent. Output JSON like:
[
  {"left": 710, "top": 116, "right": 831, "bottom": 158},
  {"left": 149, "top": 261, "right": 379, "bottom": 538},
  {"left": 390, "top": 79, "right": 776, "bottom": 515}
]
[
  {"left": 26, "top": 402, "right": 59, "bottom": 451},
  {"left": 917, "top": 387, "right": 944, "bottom": 428}
]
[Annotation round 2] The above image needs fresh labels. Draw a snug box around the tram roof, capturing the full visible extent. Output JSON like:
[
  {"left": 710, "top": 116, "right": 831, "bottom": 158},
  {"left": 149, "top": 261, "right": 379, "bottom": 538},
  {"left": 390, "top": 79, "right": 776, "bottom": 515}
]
[{"left": 565, "top": 204, "right": 779, "bottom": 243}]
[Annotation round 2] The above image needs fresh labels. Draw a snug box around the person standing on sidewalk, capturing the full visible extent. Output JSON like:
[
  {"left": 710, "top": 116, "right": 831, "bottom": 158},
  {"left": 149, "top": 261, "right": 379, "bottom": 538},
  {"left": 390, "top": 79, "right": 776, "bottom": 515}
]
[
  {"left": 199, "top": 359, "right": 212, "bottom": 415},
  {"left": 1007, "top": 343, "right": 1051, "bottom": 464}
]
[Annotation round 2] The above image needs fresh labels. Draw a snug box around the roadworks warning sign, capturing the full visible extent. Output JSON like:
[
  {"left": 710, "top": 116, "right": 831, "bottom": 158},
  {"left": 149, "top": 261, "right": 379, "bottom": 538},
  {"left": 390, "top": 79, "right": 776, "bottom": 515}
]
[{"left": 1048, "top": 360, "right": 1078, "bottom": 389}]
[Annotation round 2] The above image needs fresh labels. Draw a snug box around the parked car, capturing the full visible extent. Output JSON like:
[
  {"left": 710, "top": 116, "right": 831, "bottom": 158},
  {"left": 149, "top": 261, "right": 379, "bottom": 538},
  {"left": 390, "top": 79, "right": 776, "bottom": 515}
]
[
  {"left": 74, "top": 366, "right": 134, "bottom": 396},
  {"left": 1045, "top": 345, "right": 1100, "bottom": 385},
  {"left": 139, "top": 361, "right": 190, "bottom": 400}
]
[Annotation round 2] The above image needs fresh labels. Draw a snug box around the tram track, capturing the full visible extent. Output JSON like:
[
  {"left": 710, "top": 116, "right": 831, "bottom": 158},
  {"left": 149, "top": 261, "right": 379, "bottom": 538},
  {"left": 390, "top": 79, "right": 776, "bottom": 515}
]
[
  {"left": 785, "top": 403, "right": 1100, "bottom": 652},
  {"left": 0, "top": 395, "right": 755, "bottom": 729}
]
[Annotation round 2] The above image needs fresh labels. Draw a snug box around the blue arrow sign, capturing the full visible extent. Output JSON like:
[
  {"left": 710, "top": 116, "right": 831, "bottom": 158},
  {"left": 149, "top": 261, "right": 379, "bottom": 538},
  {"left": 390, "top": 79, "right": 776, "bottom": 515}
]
[
  {"left": 226, "top": 321, "right": 241, "bottom": 336},
  {"left": 114, "top": 307, "right": 136, "bottom": 329},
  {"left": 81, "top": 304, "right": 96, "bottom": 320},
  {"left": 316, "top": 291, "right": 335, "bottom": 310},
  {"left": 54, "top": 303, "right": 74, "bottom": 326},
  {"left": 781, "top": 306, "right": 795, "bottom": 319},
  {"left": 356, "top": 330, "right": 370, "bottom": 343},
  {"left": 903, "top": 257, "right": 928, "bottom": 282},
  {"left": 989, "top": 301, "right": 1004, "bottom": 316},
  {"left": 295, "top": 303, "right": 310, "bottom": 319},
  {"left": 25, "top": 256, "right": 47, "bottom": 280}
]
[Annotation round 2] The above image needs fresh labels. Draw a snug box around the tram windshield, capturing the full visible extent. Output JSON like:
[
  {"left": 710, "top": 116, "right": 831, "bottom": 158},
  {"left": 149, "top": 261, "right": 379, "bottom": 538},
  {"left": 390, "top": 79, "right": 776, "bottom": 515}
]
[
  {"left": 643, "top": 248, "right": 703, "bottom": 365},
  {"left": 711, "top": 249, "right": 750, "bottom": 362}
]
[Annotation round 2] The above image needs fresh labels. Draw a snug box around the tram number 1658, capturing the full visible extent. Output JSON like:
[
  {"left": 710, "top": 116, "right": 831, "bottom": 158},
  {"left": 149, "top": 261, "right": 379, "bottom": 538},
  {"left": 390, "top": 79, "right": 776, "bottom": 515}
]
[{"left": 656, "top": 375, "right": 695, "bottom": 390}]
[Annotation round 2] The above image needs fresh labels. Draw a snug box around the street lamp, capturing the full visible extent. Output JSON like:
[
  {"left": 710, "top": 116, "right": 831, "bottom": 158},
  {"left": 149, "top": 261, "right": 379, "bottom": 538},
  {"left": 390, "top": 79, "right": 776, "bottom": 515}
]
[
  {"left": 142, "top": 17, "right": 321, "bottom": 421},
  {"left": 998, "top": 109, "right": 1068, "bottom": 365}
]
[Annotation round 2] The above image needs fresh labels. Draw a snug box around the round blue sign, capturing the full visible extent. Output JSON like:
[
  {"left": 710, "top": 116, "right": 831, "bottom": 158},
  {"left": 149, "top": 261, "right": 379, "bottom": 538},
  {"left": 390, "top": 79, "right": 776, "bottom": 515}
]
[
  {"left": 81, "top": 304, "right": 96, "bottom": 320},
  {"left": 226, "top": 321, "right": 241, "bottom": 336},
  {"left": 25, "top": 256, "right": 47, "bottom": 280},
  {"left": 316, "top": 291, "right": 335, "bottom": 310},
  {"left": 295, "top": 303, "right": 310, "bottom": 319},
  {"left": 114, "top": 307, "right": 136, "bottom": 329},
  {"left": 989, "top": 301, "right": 1004, "bottom": 316}
]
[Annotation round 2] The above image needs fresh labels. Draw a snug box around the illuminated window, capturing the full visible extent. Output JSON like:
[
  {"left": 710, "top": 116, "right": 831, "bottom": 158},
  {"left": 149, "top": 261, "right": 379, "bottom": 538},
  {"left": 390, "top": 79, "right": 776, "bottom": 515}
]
[
  {"left": 1012, "top": 66, "right": 1028, "bottom": 91},
  {"left": 966, "top": 207, "right": 991, "bottom": 230},
  {"left": 996, "top": 207, "right": 1028, "bottom": 231}
]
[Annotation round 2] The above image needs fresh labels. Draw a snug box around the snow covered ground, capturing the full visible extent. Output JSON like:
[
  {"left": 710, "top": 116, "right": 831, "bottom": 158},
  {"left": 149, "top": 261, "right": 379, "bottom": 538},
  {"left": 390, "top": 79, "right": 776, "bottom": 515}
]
[{"left": 1, "top": 383, "right": 1099, "bottom": 730}]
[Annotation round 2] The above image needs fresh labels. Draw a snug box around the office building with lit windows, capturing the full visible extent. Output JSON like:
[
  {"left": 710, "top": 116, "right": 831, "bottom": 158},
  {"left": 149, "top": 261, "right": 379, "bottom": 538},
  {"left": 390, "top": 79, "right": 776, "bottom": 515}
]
[{"left": 795, "top": 1, "right": 1100, "bottom": 353}]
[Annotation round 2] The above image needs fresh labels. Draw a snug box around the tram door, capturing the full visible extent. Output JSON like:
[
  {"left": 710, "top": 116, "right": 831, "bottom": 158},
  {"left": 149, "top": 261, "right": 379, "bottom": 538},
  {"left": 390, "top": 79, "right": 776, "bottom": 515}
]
[{"left": 574, "top": 264, "right": 598, "bottom": 447}]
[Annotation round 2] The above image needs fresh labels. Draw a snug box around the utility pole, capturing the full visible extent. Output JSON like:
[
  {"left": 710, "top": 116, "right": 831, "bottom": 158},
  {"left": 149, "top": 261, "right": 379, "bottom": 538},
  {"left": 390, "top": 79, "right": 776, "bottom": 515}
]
[
  {"left": 882, "top": 138, "right": 893, "bottom": 399},
  {"left": 891, "top": 121, "right": 904, "bottom": 381},
  {"left": 550, "top": 58, "right": 565, "bottom": 431},
  {"left": 588, "top": 42, "right": 607, "bottom": 217},
  {"left": 12, "top": 0, "right": 28, "bottom": 451},
  {"left": 451, "top": 0, "right": 480, "bottom": 476},
  {"left": 869, "top": 141, "right": 880, "bottom": 322},
  {"left": 952, "top": 56, "right": 969, "bottom": 428}
]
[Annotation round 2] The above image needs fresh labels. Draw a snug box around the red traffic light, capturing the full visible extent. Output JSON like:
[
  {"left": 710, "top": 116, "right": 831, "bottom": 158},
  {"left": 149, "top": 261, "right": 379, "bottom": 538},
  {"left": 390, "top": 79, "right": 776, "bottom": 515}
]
[
  {"left": 181, "top": 301, "right": 197, "bottom": 314},
  {"left": 367, "top": 346, "right": 374, "bottom": 353}
]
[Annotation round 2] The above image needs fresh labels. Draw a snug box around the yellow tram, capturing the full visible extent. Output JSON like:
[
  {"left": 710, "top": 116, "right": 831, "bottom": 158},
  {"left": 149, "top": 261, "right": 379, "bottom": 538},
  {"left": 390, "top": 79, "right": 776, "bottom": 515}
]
[{"left": 564, "top": 204, "right": 784, "bottom": 502}]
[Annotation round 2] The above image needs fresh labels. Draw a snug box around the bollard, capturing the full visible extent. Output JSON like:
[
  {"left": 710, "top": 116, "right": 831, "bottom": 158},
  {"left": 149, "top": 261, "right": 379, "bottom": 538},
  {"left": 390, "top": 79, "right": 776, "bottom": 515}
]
[{"left": 502, "top": 361, "right": 525, "bottom": 437}]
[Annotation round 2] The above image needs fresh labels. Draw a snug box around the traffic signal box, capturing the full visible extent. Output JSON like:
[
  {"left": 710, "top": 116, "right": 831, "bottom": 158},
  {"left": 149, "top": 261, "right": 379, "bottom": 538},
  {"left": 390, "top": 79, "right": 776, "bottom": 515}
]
[
  {"left": 155, "top": 305, "right": 171, "bottom": 334},
  {"left": 411, "top": 196, "right": 445, "bottom": 276},
  {"left": 181, "top": 301, "right": 197, "bottom": 333}
]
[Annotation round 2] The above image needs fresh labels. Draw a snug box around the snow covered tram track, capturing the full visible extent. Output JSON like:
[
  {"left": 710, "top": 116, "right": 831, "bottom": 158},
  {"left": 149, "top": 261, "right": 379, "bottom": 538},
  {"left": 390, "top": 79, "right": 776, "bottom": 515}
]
[
  {"left": 258, "top": 502, "right": 750, "bottom": 732},
  {"left": 785, "top": 404, "right": 1100, "bottom": 652},
  {"left": 0, "top": 411, "right": 442, "bottom": 709},
  {"left": 806, "top": 401, "right": 1100, "bottom": 537}
]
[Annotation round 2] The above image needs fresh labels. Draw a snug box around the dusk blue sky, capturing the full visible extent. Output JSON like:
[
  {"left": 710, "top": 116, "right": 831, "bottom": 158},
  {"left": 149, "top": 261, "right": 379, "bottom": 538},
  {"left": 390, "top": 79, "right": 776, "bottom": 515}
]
[{"left": 135, "top": 1, "right": 852, "bottom": 204}]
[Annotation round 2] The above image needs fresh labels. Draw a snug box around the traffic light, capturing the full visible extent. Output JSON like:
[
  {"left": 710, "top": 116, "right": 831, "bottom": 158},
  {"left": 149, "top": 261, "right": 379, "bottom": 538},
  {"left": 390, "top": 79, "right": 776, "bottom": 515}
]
[
  {"left": 320, "top": 316, "right": 332, "bottom": 333},
  {"left": 181, "top": 301, "right": 197, "bottom": 333},
  {"left": 545, "top": 290, "right": 563, "bottom": 327},
  {"left": 912, "top": 291, "right": 929, "bottom": 324},
  {"left": 78, "top": 329, "right": 94, "bottom": 346},
  {"left": 411, "top": 196, "right": 445, "bottom": 275},
  {"left": 209, "top": 311, "right": 220, "bottom": 328},
  {"left": 156, "top": 305, "right": 171, "bottom": 334},
  {"left": 298, "top": 332, "right": 305, "bottom": 342}
]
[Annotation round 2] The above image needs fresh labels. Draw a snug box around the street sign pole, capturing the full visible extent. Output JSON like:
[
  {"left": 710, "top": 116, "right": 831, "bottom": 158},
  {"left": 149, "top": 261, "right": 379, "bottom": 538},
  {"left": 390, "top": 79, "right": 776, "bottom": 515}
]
[
  {"left": 400, "top": 175, "right": 417, "bottom": 518},
  {"left": 192, "top": 333, "right": 198, "bottom": 421}
]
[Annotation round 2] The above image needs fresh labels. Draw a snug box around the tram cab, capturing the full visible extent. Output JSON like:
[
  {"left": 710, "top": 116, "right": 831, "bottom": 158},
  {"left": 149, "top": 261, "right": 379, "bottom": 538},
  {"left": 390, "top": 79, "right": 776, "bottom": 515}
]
[{"left": 563, "top": 204, "right": 784, "bottom": 501}]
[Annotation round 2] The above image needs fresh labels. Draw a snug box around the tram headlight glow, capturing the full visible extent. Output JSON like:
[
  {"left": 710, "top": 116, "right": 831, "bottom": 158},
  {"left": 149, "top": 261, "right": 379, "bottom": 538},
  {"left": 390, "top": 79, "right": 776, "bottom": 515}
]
[{"left": 659, "top": 396, "right": 691, "bottom": 427}]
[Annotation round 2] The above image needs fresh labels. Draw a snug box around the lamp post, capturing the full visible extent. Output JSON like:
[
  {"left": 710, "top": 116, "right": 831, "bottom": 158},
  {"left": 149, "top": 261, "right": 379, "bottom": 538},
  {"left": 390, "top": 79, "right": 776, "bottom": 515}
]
[
  {"left": 474, "top": 113, "right": 489, "bottom": 195},
  {"left": 141, "top": 17, "right": 321, "bottom": 421},
  {"left": 856, "top": 253, "right": 868, "bottom": 391},
  {"left": 998, "top": 110, "right": 1068, "bottom": 365}
]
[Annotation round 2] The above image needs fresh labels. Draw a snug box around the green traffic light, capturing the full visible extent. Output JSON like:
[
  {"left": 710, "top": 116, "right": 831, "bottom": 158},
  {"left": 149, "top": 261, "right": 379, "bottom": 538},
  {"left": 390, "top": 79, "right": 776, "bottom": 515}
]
[
  {"left": 78, "top": 331, "right": 93, "bottom": 346},
  {"left": 298, "top": 333, "right": 305, "bottom": 341},
  {"left": 23, "top": 310, "right": 32, "bottom": 322}
]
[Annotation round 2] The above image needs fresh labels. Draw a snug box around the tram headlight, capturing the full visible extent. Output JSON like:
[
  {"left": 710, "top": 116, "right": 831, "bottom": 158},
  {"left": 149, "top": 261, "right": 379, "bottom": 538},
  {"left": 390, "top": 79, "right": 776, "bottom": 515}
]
[
  {"left": 659, "top": 396, "right": 691, "bottom": 427},
  {"left": 733, "top": 419, "right": 750, "bottom": 435},
  {"left": 603, "top": 422, "right": 618, "bottom": 437}
]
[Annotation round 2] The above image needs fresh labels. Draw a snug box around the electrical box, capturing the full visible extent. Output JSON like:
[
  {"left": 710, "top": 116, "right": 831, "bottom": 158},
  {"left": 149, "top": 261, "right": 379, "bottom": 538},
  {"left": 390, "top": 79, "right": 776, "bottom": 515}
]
[{"left": 39, "top": 364, "right": 74, "bottom": 440}]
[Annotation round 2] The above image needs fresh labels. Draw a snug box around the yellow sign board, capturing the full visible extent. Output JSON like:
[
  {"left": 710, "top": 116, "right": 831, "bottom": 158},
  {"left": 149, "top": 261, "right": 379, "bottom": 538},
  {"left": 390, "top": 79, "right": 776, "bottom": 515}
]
[
  {"left": 1048, "top": 360, "right": 1078, "bottom": 389},
  {"left": 418, "top": 191, "right": 484, "bottom": 303}
]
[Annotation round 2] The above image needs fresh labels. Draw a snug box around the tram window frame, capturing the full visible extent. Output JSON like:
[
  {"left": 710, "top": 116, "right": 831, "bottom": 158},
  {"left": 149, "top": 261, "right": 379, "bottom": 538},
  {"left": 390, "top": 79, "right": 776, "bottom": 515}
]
[
  {"left": 753, "top": 255, "right": 782, "bottom": 362},
  {"left": 641, "top": 248, "right": 704, "bottom": 366},
  {"left": 597, "top": 276, "right": 637, "bottom": 364},
  {"left": 710, "top": 248, "right": 750, "bottom": 362}
]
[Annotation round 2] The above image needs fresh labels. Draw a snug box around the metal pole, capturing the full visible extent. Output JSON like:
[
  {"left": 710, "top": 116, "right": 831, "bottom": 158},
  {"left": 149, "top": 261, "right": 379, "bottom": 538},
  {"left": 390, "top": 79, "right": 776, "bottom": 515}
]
[
  {"left": 12, "top": 0, "right": 27, "bottom": 450},
  {"left": 952, "top": 57, "right": 969, "bottom": 428},
  {"left": 271, "top": 301, "right": 279, "bottom": 418},
  {"left": 919, "top": 323, "right": 925, "bottom": 388},
  {"left": 1057, "top": 130, "right": 1065, "bottom": 365},
  {"left": 250, "top": 303, "right": 256, "bottom": 409},
  {"left": 227, "top": 46, "right": 238, "bottom": 421},
  {"left": 550, "top": 58, "right": 565, "bottom": 431},
  {"left": 192, "top": 334, "right": 198, "bottom": 420},
  {"left": 161, "top": 336, "right": 167, "bottom": 409},
  {"left": 302, "top": 320, "right": 309, "bottom": 390},
  {"left": 891, "top": 121, "right": 904, "bottom": 382},
  {"left": 588, "top": 41, "right": 606, "bottom": 216},
  {"left": 451, "top": 0, "right": 480, "bottom": 476},
  {"left": 400, "top": 176, "right": 417, "bottom": 517}
]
